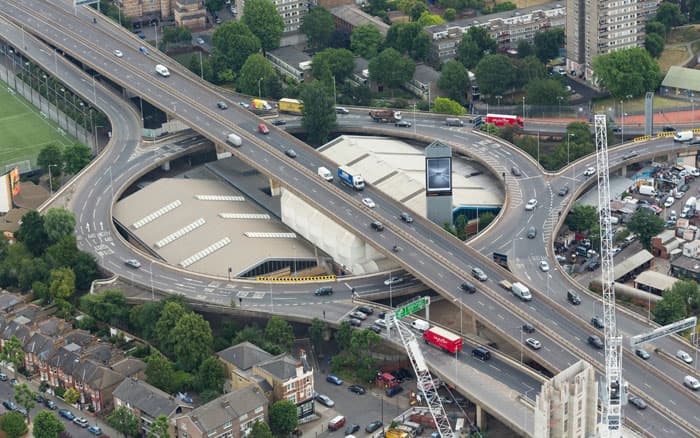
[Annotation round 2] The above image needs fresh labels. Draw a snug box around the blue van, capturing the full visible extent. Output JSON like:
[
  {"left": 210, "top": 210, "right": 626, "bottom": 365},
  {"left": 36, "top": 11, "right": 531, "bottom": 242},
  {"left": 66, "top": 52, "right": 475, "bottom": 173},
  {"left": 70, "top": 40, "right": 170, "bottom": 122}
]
[{"left": 385, "top": 385, "right": 403, "bottom": 397}]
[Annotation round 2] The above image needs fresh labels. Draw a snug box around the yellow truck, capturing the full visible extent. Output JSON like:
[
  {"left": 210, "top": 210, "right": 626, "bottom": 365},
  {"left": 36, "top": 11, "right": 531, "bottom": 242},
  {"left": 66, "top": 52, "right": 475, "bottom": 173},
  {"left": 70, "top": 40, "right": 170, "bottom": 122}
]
[
  {"left": 279, "top": 98, "right": 303, "bottom": 115},
  {"left": 385, "top": 429, "right": 410, "bottom": 438}
]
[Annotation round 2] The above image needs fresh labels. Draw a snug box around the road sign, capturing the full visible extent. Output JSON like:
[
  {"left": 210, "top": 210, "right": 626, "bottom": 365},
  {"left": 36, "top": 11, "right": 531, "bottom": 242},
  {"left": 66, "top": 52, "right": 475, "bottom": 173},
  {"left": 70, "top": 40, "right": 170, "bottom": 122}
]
[
  {"left": 395, "top": 297, "right": 427, "bottom": 320},
  {"left": 629, "top": 316, "right": 697, "bottom": 346}
]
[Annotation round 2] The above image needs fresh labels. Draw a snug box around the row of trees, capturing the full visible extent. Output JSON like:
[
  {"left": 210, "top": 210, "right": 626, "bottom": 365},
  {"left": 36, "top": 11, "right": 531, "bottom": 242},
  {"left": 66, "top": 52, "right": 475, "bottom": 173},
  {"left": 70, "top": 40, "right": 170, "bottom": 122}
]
[{"left": 37, "top": 143, "right": 92, "bottom": 178}]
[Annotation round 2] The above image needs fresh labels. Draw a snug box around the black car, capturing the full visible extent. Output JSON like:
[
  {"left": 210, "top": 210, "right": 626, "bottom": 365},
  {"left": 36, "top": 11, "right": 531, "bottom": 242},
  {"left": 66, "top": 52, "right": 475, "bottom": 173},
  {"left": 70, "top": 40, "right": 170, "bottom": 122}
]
[
  {"left": 635, "top": 348, "right": 650, "bottom": 360},
  {"left": 400, "top": 212, "right": 414, "bottom": 223},
  {"left": 216, "top": 101, "right": 228, "bottom": 110},
  {"left": 511, "top": 166, "right": 522, "bottom": 176},
  {"left": 558, "top": 186, "right": 569, "bottom": 196},
  {"left": 345, "top": 424, "right": 360, "bottom": 435},
  {"left": 44, "top": 399, "right": 57, "bottom": 410},
  {"left": 348, "top": 384, "right": 366, "bottom": 394},
  {"left": 522, "top": 323, "right": 535, "bottom": 333},
  {"left": 366, "top": 421, "right": 383, "bottom": 433},
  {"left": 460, "top": 281, "right": 476, "bottom": 293},
  {"left": 348, "top": 318, "right": 362, "bottom": 327},
  {"left": 395, "top": 120, "right": 411, "bottom": 127},
  {"left": 34, "top": 393, "right": 45, "bottom": 403},
  {"left": 368, "top": 325, "right": 382, "bottom": 334},
  {"left": 590, "top": 316, "right": 604, "bottom": 329},
  {"left": 679, "top": 183, "right": 690, "bottom": 192},
  {"left": 396, "top": 368, "right": 412, "bottom": 380},
  {"left": 567, "top": 290, "right": 582, "bottom": 305},
  {"left": 588, "top": 335, "right": 604, "bottom": 349},
  {"left": 358, "top": 306, "right": 374, "bottom": 315},
  {"left": 662, "top": 125, "right": 676, "bottom": 132},
  {"left": 377, "top": 311, "right": 386, "bottom": 320},
  {"left": 285, "top": 149, "right": 297, "bottom": 158},
  {"left": 2, "top": 400, "right": 16, "bottom": 411},
  {"left": 271, "top": 119, "right": 287, "bottom": 126}
]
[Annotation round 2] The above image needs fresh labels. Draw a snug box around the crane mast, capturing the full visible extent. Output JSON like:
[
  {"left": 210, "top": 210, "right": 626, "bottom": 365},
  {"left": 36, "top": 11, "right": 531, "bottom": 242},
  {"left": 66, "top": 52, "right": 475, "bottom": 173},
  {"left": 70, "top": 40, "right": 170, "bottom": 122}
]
[{"left": 594, "top": 115, "right": 624, "bottom": 436}]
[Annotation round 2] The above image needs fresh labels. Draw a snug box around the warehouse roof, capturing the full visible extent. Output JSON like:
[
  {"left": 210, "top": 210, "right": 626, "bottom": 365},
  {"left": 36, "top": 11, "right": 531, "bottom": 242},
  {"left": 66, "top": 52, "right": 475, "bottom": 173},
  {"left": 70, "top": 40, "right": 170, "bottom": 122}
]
[
  {"left": 661, "top": 66, "right": 700, "bottom": 92},
  {"left": 614, "top": 249, "right": 654, "bottom": 280},
  {"left": 634, "top": 270, "right": 678, "bottom": 293}
]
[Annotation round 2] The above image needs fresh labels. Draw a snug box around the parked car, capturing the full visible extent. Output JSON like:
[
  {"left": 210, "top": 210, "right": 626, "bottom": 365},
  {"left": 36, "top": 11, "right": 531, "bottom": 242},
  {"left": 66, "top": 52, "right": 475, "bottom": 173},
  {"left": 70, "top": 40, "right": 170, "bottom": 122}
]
[
  {"left": 374, "top": 319, "right": 387, "bottom": 328},
  {"left": 326, "top": 374, "right": 343, "bottom": 385},
  {"left": 45, "top": 399, "right": 57, "bottom": 410},
  {"left": 348, "top": 384, "right": 366, "bottom": 395},
  {"left": 9, "top": 378, "right": 18, "bottom": 386},
  {"left": 347, "top": 318, "right": 362, "bottom": 327},
  {"left": 368, "top": 325, "right": 382, "bottom": 334},
  {"left": 366, "top": 421, "right": 383, "bottom": 433},
  {"left": 271, "top": 119, "right": 287, "bottom": 126},
  {"left": 2, "top": 400, "right": 16, "bottom": 411},
  {"left": 87, "top": 425, "right": 103, "bottom": 436},
  {"left": 238, "top": 101, "right": 250, "bottom": 109},
  {"left": 350, "top": 311, "right": 367, "bottom": 320},
  {"left": 59, "top": 409, "right": 75, "bottom": 420},
  {"left": 345, "top": 424, "right": 360, "bottom": 435},
  {"left": 0, "top": 373, "right": 7, "bottom": 381},
  {"left": 315, "top": 393, "right": 335, "bottom": 407},
  {"left": 74, "top": 417, "right": 89, "bottom": 428},
  {"left": 357, "top": 306, "right": 374, "bottom": 315}
]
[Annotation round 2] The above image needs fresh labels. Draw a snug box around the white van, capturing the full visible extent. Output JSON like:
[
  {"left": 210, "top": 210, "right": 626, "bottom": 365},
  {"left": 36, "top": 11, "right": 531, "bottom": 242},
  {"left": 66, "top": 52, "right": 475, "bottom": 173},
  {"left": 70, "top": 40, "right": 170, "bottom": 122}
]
[
  {"left": 317, "top": 166, "right": 333, "bottom": 181},
  {"left": 674, "top": 131, "right": 693, "bottom": 142},
  {"left": 410, "top": 319, "right": 430, "bottom": 332},
  {"left": 155, "top": 64, "right": 170, "bottom": 77},
  {"left": 684, "top": 165, "right": 700, "bottom": 177},
  {"left": 638, "top": 185, "right": 656, "bottom": 196},
  {"left": 511, "top": 282, "right": 532, "bottom": 301}
]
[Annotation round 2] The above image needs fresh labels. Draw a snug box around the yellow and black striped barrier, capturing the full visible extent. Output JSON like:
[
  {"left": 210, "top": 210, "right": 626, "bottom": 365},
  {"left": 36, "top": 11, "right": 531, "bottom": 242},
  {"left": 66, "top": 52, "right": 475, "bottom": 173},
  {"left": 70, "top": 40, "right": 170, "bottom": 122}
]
[
  {"left": 632, "top": 135, "right": 651, "bottom": 143},
  {"left": 656, "top": 131, "right": 675, "bottom": 138},
  {"left": 255, "top": 274, "right": 336, "bottom": 283}
]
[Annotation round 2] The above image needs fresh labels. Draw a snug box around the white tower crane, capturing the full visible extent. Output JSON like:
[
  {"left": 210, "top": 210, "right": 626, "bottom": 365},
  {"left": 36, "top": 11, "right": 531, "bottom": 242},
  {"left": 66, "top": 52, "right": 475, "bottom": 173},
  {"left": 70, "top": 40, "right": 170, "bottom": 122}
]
[{"left": 593, "top": 115, "right": 624, "bottom": 436}]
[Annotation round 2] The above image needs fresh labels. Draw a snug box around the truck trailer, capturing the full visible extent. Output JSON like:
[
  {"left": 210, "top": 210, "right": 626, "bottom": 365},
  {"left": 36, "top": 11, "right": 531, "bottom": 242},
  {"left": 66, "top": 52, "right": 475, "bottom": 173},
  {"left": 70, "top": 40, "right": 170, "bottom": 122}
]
[
  {"left": 279, "top": 98, "right": 304, "bottom": 114},
  {"left": 337, "top": 166, "right": 365, "bottom": 190},
  {"left": 423, "top": 326, "right": 462, "bottom": 354},
  {"left": 485, "top": 113, "right": 524, "bottom": 128},
  {"left": 369, "top": 109, "right": 402, "bottom": 123}
]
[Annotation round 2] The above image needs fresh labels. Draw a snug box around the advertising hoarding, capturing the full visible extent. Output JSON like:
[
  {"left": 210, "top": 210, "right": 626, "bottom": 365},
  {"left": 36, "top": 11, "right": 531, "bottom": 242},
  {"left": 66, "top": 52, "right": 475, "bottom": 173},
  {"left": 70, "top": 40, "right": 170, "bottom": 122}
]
[{"left": 425, "top": 157, "right": 452, "bottom": 196}]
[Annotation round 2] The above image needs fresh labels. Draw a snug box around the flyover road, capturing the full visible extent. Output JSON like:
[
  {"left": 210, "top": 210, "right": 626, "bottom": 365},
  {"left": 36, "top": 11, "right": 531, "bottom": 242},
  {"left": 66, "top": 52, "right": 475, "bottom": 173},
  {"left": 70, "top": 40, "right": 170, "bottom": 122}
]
[{"left": 4, "top": 1, "right": 698, "bottom": 434}]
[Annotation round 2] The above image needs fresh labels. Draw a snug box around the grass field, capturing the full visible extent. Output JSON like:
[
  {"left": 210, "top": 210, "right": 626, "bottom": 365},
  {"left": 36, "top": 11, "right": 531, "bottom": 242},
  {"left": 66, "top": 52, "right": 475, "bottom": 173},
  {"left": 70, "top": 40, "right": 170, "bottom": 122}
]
[{"left": 0, "top": 82, "right": 75, "bottom": 173}]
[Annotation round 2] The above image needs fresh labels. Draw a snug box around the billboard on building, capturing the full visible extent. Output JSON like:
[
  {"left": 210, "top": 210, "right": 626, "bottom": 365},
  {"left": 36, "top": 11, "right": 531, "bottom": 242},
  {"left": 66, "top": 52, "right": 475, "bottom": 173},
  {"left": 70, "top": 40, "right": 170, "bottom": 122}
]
[
  {"left": 425, "top": 157, "right": 452, "bottom": 196},
  {"left": 0, "top": 172, "right": 12, "bottom": 213},
  {"left": 9, "top": 167, "right": 20, "bottom": 197}
]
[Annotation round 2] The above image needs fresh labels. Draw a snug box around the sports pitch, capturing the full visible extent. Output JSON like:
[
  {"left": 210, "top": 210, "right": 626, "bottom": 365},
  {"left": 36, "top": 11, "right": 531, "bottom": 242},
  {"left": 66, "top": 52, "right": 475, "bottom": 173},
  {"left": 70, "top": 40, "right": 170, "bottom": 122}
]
[{"left": 0, "top": 82, "right": 75, "bottom": 173}]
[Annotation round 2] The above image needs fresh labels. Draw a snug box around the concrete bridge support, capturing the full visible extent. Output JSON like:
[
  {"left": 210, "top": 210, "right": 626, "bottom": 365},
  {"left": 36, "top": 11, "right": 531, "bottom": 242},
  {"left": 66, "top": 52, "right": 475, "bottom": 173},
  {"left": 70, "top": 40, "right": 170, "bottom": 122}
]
[
  {"left": 161, "top": 161, "right": 171, "bottom": 172},
  {"left": 475, "top": 404, "right": 488, "bottom": 431},
  {"left": 270, "top": 178, "right": 282, "bottom": 196}
]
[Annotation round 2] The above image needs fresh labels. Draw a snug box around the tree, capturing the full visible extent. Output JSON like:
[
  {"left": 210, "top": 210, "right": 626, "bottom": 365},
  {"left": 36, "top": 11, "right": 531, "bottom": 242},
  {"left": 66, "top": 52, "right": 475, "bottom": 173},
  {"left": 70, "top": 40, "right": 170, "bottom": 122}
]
[
  {"left": 517, "top": 40, "right": 534, "bottom": 58},
  {"left": 301, "top": 7, "right": 335, "bottom": 51},
  {"left": 438, "top": 60, "right": 470, "bottom": 103},
  {"left": 592, "top": 48, "right": 661, "bottom": 99},
  {"left": 148, "top": 415, "right": 170, "bottom": 438},
  {"left": 145, "top": 354, "right": 176, "bottom": 393},
  {"left": 350, "top": 24, "right": 383, "bottom": 58},
  {"left": 108, "top": 406, "right": 139, "bottom": 438},
  {"left": 385, "top": 22, "right": 430, "bottom": 61},
  {"left": 238, "top": 54, "right": 277, "bottom": 98},
  {"left": 432, "top": 97, "right": 466, "bottom": 115},
  {"left": 1, "top": 336, "right": 24, "bottom": 378},
  {"left": 206, "top": 0, "right": 225, "bottom": 12},
  {"left": 43, "top": 208, "right": 76, "bottom": 243},
  {"left": 655, "top": 2, "right": 686, "bottom": 32},
  {"left": 667, "top": 280, "right": 700, "bottom": 315},
  {"left": 264, "top": 316, "right": 295, "bottom": 352},
  {"left": 565, "top": 205, "right": 598, "bottom": 233},
  {"left": 330, "top": 28, "right": 351, "bottom": 49},
  {"left": 312, "top": 48, "right": 355, "bottom": 83},
  {"left": 62, "top": 143, "right": 92, "bottom": 174},
  {"left": 525, "top": 78, "right": 569, "bottom": 105},
  {"left": 212, "top": 21, "right": 261, "bottom": 74},
  {"left": 645, "top": 33, "right": 665, "bottom": 58},
  {"left": 71, "top": 251, "right": 99, "bottom": 291},
  {"left": 1, "top": 412, "right": 27, "bottom": 437},
  {"left": 653, "top": 287, "right": 688, "bottom": 325},
  {"left": 533, "top": 29, "right": 565, "bottom": 63},
  {"left": 627, "top": 210, "right": 664, "bottom": 250},
  {"left": 15, "top": 210, "right": 48, "bottom": 256},
  {"left": 335, "top": 321, "right": 353, "bottom": 350},
  {"left": 268, "top": 400, "right": 298, "bottom": 436},
  {"left": 308, "top": 318, "right": 327, "bottom": 351},
  {"left": 474, "top": 54, "right": 517, "bottom": 96},
  {"left": 172, "top": 312, "right": 214, "bottom": 371},
  {"left": 516, "top": 55, "right": 547, "bottom": 84},
  {"left": 417, "top": 12, "right": 444, "bottom": 27},
  {"left": 33, "top": 411, "right": 65, "bottom": 438},
  {"left": 129, "top": 301, "right": 163, "bottom": 341},
  {"left": 242, "top": 0, "right": 284, "bottom": 51},
  {"left": 37, "top": 143, "right": 63, "bottom": 175},
  {"left": 80, "top": 289, "right": 129, "bottom": 326},
  {"left": 196, "top": 356, "right": 226, "bottom": 393},
  {"left": 155, "top": 301, "right": 187, "bottom": 355},
  {"left": 63, "top": 388, "right": 80, "bottom": 405},
  {"left": 13, "top": 383, "right": 35, "bottom": 421},
  {"left": 249, "top": 420, "right": 274, "bottom": 438},
  {"left": 369, "top": 48, "right": 416, "bottom": 90},
  {"left": 301, "top": 80, "right": 337, "bottom": 146},
  {"left": 478, "top": 211, "right": 496, "bottom": 230},
  {"left": 457, "top": 26, "right": 498, "bottom": 69},
  {"left": 444, "top": 8, "right": 456, "bottom": 21},
  {"left": 48, "top": 267, "right": 76, "bottom": 303}
]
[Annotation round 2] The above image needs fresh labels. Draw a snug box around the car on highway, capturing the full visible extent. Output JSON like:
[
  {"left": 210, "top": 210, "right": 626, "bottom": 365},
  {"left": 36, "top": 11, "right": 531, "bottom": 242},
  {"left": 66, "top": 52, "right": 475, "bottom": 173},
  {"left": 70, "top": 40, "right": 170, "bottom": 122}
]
[
  {"left": 622, "top": 151, "right": 638, "bottom": 160},
  {"left": 527, "top": 226, "right": 537, "bottom": 239},
  {"left": 345, "top": 424, "right": 360, "bottom": 435},
  {"left": 400, "top": 212, "right": 414, "bottom": 223},
  {"left": 460, "top": 281, "right": 476, "bottom": 293},
  {"left": 370, "top": 221, "right": 384, "bottom": 231},
  {"left": 271, "top": 119, "right": 287, "bottom": 126},
  {"left": 525, "top": 199, "right": 537, "bottom": 211},
  {"left": 326, "top": 374, "right": 343, "bottom": 385},
  {"left": 384, "top": 276, "right": 404, "bottom": 286},
  {"left": 358, "top": 306, "right": 374, "bottom": 315},
  {"left": 539, "top": 260, "right": 549, "bottom": 272},
  {"left": 350, "top": 311, "right": 367, "bottom": 320},
  {"left": 395, "top": 120, "right": 411, "bottom": 127},
  {"left": 216, "top": 101, "right": 228, "bottom": 110},
  {"left": 664, "top": 196, "right": 674, "bottom": 208},
  {"left": 74, "top": 417, "right": 89, "bottom": 428},
  {"left": 525, "top": 338, "right": 541, "bottom": 350},
  {"left": 635, "top": 348, "right": 650, "bottom": 360},
  {"left": 284, "top": 149, "right": 297, "bottom": 158},
  {"left": 348, "top": 318, "right": 362, "bottom": 327},
  {"left": 258, "top": 123, "right": 269, "bottom": 134},
  {"left": 684, "top": 375, "right": 700, "bottom": 390},
  {"left": 567, "top": 290, "right": 582, "bottom": 305},
  {"left": 662, "top": 125, "right": 676, "bottom": 132},
  {"left": 113, "top": 49, "right": 123, "bottom": 58},
  {"left": 348, "top": 384, "right": 366, "bottom": 394},
  {"left": 366, "top": 421, "right": 383, "bottom": 433},
  {"left": 124, "top": 259, "right": 141, "bottom": 268},
  {"left": 587, "top": 335, "right": 604, "bottom": 349},
  {"left": 315, "top": 393, "right": 335, "bottom": 407},
  {"left": 511, "top": 166, "right": 521, "bottom": 176},
  {"left": 583, "top": 167, "right": 596, "bottom": 176},
  {"left": 87, "top": 425, "right": 103, "bottom": 436},
  {"left": 362, "top": 197, "right": 376, "bottom": 208},
  {"left": 471, "top": 267, "right": 487, "bottom": 281},
  {"left": 522, "top": 323, "right": 535, "bottom": 333},
  {"left": 335, "top": 107, "right": 349, "bottom": 114},
  {"left": 139, "top": 46, "right": 149, "bottom": 55},
  {"left": 628, "top": 395, "right": 647, "bottom": 409},
  {"left": 590, "top": 316, "right": 604, "bottom": 329},
  {"left": 558, "top": 186, "right": 569, "bottom": 196},
  {"left": 676, "top": 350, "right": 693, "bottom": 364},
  {"left": 238, "top": 101, "right": 250, "bottom": 109},
  {"left": 196, "top": 37, "right": 205, "bottom": 44},
  {"left": 59, "top": 409, "right": 75, "bottom": 420}
]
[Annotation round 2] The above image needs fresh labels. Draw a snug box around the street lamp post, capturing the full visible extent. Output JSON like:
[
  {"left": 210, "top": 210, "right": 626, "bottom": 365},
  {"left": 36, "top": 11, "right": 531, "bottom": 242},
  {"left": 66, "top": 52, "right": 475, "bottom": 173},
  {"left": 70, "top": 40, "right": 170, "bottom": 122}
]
[
  {"left": 413, "top": 103, "right": 416, "bottom": 135},
  {"left": 558, "top": 96, "right": 563, "bottom": 118},
  {"left": 48, "top": 164, "right": 58, "bottom": 194},
  {"left": 495, "top": 95, "right": 502, "bottom": 110},
  {"left": 150, "top": 260, "right": 154, "bottom": 301},
  {"left": 567, "top": 133, "right": 574, "bottom": 165},
  {"left": 332, "top": 76, "right": 337, "bottom": 107},
  {"left": 257, "top": 77, "right": 263, "bottom": 98},
  {"left": 152, "top": 21, "right": 159, "bottom": 48}
]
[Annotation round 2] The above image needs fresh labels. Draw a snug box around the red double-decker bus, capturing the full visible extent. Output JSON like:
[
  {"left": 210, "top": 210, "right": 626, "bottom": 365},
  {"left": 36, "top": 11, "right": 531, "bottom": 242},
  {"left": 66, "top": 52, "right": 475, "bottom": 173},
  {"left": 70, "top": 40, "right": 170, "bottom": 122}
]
[{"left": 485, "top": 113, "right": 524, "bottom": 128}]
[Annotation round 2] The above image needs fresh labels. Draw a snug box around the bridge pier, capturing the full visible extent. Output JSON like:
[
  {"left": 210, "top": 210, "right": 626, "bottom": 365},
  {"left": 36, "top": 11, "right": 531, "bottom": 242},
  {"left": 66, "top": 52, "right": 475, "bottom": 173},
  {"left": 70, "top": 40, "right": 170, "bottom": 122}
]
[
  {"left": 270, "top": 178, "right": 282, "bottom": 196},
  {"left": 475, "top": 403, "right": 488, "bottom": 431},
  {"left": 620, "top": 165, "right": 627, "bottom": 177},
  {"left": 161, "top": 161, "right": 171, "bottom": 172}
]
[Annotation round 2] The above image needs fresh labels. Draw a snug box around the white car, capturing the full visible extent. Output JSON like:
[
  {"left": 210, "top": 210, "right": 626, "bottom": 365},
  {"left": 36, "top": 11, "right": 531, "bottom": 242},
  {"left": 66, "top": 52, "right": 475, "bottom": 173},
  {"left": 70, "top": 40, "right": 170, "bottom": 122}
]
[
  {"left": 664, "top": 196, "right": 674, "bottom": 208},
  {"left": 525, "top": 338, "right": 542, "bottom": 350},
  {"left": 374, "top": 319, "right": 387, "bottom": 328},
  {"left": 611, "top": 247, "right": 621, "bottom": 256},
  {"left": 539, "top": 260, "right": 550, "bottom": 272},
  {"left": 675, "top": 190, "right": 685, "bottom": 199},
  {"left": 384, "top": 276, "right": 404, "bottom": 286},
  {"left": 362, "top": 198, "right": 376, "bottom": 208},
  {"left": 583, "top": 167, "right": 596, "bottom": 176},
  {"left": 677, "top": 350, "right": 693, "bottom": 364},
  {"left": 349, "top": 311, "right": 367, "bottom": 320},
  {"left": 196, "top": 37, "right": 205, "bottom": 44},
  {"left": 525, "top": 199, "right": 538, "bottom": 211},
  {"left": 113, "top": 49, "right": 123, "bottom": 58}
]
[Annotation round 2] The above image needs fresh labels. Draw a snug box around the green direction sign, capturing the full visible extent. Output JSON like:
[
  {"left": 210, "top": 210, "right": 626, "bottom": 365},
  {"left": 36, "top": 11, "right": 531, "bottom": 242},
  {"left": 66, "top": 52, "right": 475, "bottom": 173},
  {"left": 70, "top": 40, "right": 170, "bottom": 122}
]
[{"left": 395, "top": 297, "right": 426, "bottom": 319}]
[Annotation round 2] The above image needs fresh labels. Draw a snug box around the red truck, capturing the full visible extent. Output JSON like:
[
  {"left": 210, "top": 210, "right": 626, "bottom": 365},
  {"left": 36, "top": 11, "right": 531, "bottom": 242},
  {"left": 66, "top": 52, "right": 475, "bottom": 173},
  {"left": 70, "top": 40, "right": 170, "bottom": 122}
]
[
  {"left": 423, "top": 326, "right": 462, "bottom": 354},
  {"left": 485, "top": 113, "right": 524, "bottom": 128},
  {"left": 369, "top": 109, "right": 402, "bottom": 123}
]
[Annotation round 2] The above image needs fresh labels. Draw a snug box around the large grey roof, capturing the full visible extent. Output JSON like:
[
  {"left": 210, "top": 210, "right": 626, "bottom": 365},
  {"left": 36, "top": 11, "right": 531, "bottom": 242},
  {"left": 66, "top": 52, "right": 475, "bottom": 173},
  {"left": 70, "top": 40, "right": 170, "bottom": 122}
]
[
  {"left": 256, "top": 354, "right": 299, "bottom": 381},
  {"left": 113, "top": 378, "right": 184, "bottom": 418},
  {"left": 187, "top": 386, "right": 267, "bottom": 433},
  {"left": 0, "top": 294, "right": 21, "bottom": 312},
  {"left": 217, "top": 342, "right": 273, "bottom": 371},
  {"left": 329, "top": 5, "right": 390, "bottom": 36},
  {"left": 661, "top": 66, "right": 700, "bottom": 92},
  {"left": 413, "top": 64, "right": 440, "bottom": 85},
  {"left": 267, "top": 46, "right": 311, "bottom": 68},
  {"left": 110, "top": 357, "right": 146, "bottom": 377}
]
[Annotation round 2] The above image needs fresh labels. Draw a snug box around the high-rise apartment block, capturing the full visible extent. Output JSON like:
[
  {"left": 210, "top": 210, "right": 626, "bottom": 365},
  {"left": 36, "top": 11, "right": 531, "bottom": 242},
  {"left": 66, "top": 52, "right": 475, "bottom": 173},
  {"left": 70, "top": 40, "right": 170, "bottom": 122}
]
[{"left": 566, "top": 0, "right": 658, "bottom": 80}]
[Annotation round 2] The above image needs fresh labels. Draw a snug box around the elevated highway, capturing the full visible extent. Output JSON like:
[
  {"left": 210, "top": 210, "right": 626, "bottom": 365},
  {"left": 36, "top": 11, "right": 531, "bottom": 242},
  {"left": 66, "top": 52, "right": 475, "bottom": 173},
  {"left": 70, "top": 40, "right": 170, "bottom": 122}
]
[{"left": 1, "top": 0, "right": 698, "bottom": 435}]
